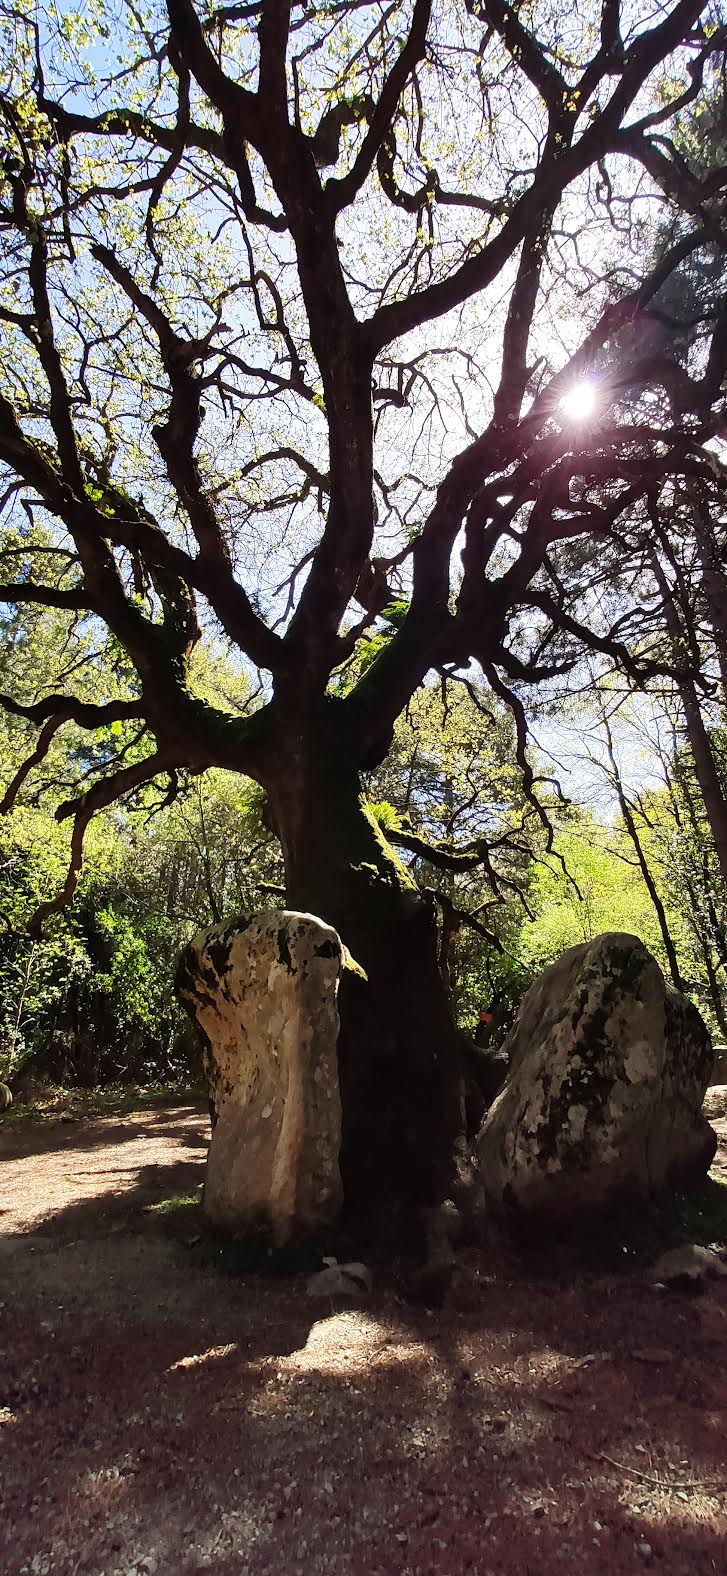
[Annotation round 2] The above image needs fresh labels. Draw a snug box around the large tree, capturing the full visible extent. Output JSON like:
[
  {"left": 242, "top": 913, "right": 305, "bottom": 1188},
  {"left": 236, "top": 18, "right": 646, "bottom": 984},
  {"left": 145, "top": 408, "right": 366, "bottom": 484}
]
[{"left": 1, "top": 0, "right": 726, "bottom": 1230}]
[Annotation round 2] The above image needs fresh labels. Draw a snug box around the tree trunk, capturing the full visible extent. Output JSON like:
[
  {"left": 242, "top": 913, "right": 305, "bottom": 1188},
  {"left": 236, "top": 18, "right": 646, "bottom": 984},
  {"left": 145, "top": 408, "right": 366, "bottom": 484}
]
[
  {"left": 666, "top": 752, "right": 727, "bottom": 1034},
  {"left": 651, "top": 551, "right": 727, "bottom": 886},
  {"left": 692, "top": 493, "right": 727, "bottom": 706},
  {"left": 264, "top": 719, "right": 470, "bottom": 1245},
  {"left": 599, "top": 714, "right": 684, "bottom": 991}
]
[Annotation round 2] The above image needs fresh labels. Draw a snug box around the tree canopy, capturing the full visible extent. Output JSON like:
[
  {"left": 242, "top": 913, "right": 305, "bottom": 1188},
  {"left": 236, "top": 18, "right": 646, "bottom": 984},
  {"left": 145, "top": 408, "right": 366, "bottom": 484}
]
[
  {"left": 1, "top": 0, "right": 726, "bottom": 918},
  {"left": 2, "top": 0, "right": 727, "bottom": 1227}
]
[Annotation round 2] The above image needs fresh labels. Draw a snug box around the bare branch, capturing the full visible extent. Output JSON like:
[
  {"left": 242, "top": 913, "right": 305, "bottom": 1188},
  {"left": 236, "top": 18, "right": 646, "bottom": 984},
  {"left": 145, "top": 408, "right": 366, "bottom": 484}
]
[
  {"left": 28, "top": 752, "right": 170, "bottom": 933},
  {"left": 326, "top": 0, "right": 432, "bottom": 213}
]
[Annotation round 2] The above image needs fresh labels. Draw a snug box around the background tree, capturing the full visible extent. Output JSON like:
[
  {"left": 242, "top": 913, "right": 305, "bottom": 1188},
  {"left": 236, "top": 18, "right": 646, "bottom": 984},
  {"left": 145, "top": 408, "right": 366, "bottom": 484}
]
[
  {"left": 1, "top": 0, "right": 726, "bottom": 1231},
  {"left": 527, "top": 681, "right": 727, "bottom": 1036},
  {"left": 0, "top": 601, "right": 281, "bottom": 1086}
]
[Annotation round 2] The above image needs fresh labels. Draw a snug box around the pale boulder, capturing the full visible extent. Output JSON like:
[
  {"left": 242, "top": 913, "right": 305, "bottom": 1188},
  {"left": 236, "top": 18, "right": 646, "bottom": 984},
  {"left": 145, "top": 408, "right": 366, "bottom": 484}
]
[
  {"left": 704, "top": 1084, "right": 727, "bottom": 1120},
  {"left": 477, "top": 933, "right": 716, "bottom": 1227},
  {"left": 177, "top": 910, "right": 344, "bottom": 1245}
]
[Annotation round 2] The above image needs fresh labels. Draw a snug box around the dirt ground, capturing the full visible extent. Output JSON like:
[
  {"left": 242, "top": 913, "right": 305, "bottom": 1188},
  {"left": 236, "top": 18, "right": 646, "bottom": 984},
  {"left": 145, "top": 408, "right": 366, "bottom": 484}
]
[{"left": 1, "top": 1097, "right": 726, "bottom": 1576}]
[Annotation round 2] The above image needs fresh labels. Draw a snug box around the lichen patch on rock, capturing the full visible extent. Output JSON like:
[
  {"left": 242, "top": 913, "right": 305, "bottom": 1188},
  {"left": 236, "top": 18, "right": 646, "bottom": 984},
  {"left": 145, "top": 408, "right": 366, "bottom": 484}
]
[{"left": 478, "top": 933, "right": 716, "bottom": 1226}]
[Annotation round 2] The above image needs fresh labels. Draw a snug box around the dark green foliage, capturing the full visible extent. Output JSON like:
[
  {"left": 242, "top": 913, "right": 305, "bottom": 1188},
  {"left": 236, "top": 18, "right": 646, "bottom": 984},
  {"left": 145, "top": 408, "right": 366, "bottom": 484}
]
[
  {"left": 1, "top": 630, "right": 725, "bottom": 1087},
  {"left": 0, "top": 845, "right": 193, "bottom": 1087},
  {"left": 0, "top": 755, "right": 282, "bottom": 1088}
]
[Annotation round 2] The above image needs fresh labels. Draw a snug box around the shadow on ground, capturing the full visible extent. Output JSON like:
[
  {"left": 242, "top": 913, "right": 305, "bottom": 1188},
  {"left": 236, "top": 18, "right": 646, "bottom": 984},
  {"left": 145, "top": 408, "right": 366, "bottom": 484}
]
[
  {"left": 0, "top": 1101, "right": 725, "bottom": 1575},
  {"left": 0, "top": 1101, "right": 208, "bottom": 1162}
]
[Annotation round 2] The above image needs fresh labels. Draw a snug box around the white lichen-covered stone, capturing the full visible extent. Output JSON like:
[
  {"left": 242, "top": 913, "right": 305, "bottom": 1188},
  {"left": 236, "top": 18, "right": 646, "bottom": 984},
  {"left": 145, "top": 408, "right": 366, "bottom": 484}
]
[
  {"left": 477, "top": 932, "right": 716, "bottom": 1227},
  {"left": 177, "top": 910, "right": 344, "bottom": 1245}
]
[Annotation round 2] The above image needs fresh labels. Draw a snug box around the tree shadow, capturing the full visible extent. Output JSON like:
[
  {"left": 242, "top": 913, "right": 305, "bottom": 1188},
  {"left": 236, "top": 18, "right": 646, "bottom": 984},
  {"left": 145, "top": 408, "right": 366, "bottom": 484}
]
[
  {"left": 2, "top": 1270, "right": 725, "bottom": 1575},
  {"left": 2, "top": 1105, "right": 726, "bottom": 1573},
  {"left": 0, "top": 1159, "right": 207, "bottom": 1245},
  {"left": 508, "top": 1172, "right": 727, "bottom": 1275},
  {"left": 0, "top": 1101, "right": 210, "bottom": 1164}
]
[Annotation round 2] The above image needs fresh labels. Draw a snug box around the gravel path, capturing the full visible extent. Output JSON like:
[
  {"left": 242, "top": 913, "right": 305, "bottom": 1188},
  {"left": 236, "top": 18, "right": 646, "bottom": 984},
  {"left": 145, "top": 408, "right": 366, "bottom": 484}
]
[{"left": 1, "top": 1100, "right": 726, "bottom": 1576}]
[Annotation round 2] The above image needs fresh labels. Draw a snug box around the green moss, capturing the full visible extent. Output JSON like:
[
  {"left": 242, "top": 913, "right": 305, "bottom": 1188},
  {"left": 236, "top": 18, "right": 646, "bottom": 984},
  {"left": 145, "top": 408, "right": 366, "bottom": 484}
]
[
  {"left": 354, "top": 796, "right": 417, "bottom": 894},
  {"left": 148, "top": 1191, "right": 199, "bottom": 1214},
  {"left": 341, "top": 943, "right": 368, "bottom": 983}
]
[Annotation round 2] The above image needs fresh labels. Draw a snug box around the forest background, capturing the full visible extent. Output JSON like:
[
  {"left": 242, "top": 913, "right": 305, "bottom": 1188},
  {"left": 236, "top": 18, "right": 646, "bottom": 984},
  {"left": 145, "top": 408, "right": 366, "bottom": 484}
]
[
  {"left": 2, "top": 598, "right": 725, "bottom": 1089},
  {"left": 1, "top": 0, "right": 726, "bottom": 1096}
]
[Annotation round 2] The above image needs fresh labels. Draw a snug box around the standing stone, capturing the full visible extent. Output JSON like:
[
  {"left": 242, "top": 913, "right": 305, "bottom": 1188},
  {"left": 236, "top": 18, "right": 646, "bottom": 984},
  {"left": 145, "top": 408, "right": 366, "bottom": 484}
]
[
  {"left": 477, "top": 933, "right": 716, "bottom": 1228},
  {"left": 177, "top": 911, "right": 344, "bottom": 1245}
]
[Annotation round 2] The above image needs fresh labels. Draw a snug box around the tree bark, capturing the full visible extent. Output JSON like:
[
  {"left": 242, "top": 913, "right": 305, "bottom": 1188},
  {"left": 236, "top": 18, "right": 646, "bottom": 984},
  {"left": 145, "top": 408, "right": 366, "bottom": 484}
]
[
  {"left": 666, "top": 749, "right": 727, "bottom": 1035},
  {"left": 599, "top": 715, "right": 684, "bottom": 991},
  {"left": 651, "top": 551, "right": 727, "bottom": 887},
  {"left": 263, "top": 705, "right": 470, "bottom": 1244},
  {"left": 692, "top": 493, "right": 727, "bottom": 707}
]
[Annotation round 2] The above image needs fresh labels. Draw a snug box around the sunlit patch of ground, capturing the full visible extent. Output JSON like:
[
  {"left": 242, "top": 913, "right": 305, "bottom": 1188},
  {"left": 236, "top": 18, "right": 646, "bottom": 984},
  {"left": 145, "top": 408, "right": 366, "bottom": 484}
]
[{"left": 1, "top": 1096, "right": 725, "bottom": 1575}]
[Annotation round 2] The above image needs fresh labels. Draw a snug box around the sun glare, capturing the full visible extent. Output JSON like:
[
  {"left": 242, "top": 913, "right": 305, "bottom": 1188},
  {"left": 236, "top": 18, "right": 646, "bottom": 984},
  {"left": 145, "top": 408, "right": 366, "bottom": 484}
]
[{"left": 559, "top": 380, "right": 598, "bottom": 421}]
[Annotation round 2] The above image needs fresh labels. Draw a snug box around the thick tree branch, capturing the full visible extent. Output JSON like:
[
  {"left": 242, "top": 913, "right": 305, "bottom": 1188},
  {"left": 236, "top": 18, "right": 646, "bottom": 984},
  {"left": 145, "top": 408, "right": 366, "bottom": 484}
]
[
  {"left": 475, "top": 0, "right": 565, "bottom": 109},
  {"left": 387, "top": 824, "right": 497, "bottom": 873},
  {"left": 167, "top": 0, "right": 259, "bottom": 133},
  {"left": 326, "top": 0, "right": 432, "bottom": 214},
  {"left": 0, "top": 697, "right": 145, "bottom": 813},
  {"left": 27, "top": 752, "right": 170, "bottom": 933},
  {"left": 0, "top": 580, "right": 88, "bottom": 610},
  {"left": 0, "top": 693, "right": 142, "bottom": 729},
  {"left": 365, "top": 0, "right": 705, "bottom": 352}
]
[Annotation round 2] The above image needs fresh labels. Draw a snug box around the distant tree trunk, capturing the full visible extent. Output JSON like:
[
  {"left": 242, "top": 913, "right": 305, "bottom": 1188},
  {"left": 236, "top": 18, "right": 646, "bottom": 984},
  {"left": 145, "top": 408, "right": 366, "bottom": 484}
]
[
  {"left": 195, "top": 787, "right": 222, "bottom": 924},
  {"left": 692, "top": 492, "right": 727, "bottom": 706},
  {"left": 651, "top": 551, "right": 727, "bottom": 886},
  {"left": 621, "top": 796, "right": 684, "bottom": 992},
  {"left": 662, "top": 755, "right": 727, "bottom": 1037},
  {"left": 689, "top": 901, "right": 727, "bottom": 1038},
  {"left": 599, "top": 710, "right": 685, "bottom": 991},
  {"left": 438, "top": 899, "right": 461, "bottom": 997}
]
